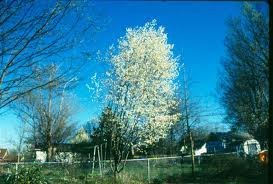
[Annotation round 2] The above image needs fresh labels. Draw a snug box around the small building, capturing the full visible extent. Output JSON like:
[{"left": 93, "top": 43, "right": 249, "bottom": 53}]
[
  {"left": 35, "top": 149, "right": 47, "bottom": 162},
  {"left": 34, "top": 143, "right": 94, "bottom": 162},
  {"left": 238, "top": 139, "right": 261, "bottom": 156}
]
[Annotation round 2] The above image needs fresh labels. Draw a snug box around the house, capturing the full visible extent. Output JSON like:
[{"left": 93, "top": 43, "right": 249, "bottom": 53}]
[
  {"left": 206, "top": 141, "right": 226, "bottom": 154},
  {"left": 0, "top": 148, "right": 8, "bottom": 162},
  {"left": 195, "top": 143, "right": 207, "bottom": 156},
  {"left": 194, "top": 141, "right": 226, "bottom": 155},
  {"left": 193, "top": 132, "right": 230, "bottom": 155},
  {"left": 194, "top": 131, "right": 261, "bottom": 156}
]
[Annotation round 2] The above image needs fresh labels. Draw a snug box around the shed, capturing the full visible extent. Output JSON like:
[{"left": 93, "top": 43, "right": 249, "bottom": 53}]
[{"left": 239, "top": 139, "right": 261, "bottom": 156}]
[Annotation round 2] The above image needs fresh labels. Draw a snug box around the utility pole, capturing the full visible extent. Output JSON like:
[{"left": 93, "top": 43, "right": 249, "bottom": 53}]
[{"left": 182, "top": 64, "right": 195, "bottom": 177}]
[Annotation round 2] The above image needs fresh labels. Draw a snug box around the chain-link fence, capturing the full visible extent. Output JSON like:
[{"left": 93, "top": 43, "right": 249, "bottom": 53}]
[
  {"left": 0, "top": 154, "right": 268, "bottom": 183},
  {"left": 0, "top": 156, "right": 188, "bottom": 183}
]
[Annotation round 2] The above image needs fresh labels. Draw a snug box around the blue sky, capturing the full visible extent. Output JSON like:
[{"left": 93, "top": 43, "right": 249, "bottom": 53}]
[{"left": 0, "top": 1, "right": 268, "bottom": 148}]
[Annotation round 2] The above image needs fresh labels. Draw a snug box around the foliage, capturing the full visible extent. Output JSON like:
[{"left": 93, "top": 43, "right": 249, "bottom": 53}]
[
  {"left": 200, "top": 154, "right": 266, "bottom": 180},
  {"left": 91, "top": 107, "right": 118, "bottom": 159},
  {"left": 219, "top": 3, "right": 269, "bottom": 144},
  {"left": 5, "top": 166, "right": 48, "bottom": 184},
  {"left": 91, "top": 107, "right": 114, "bottom": 145}
]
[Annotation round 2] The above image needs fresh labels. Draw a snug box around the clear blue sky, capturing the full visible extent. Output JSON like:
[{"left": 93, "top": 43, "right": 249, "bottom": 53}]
[{"left": 0, "top": 1, "right": 268, "bottom": 148}]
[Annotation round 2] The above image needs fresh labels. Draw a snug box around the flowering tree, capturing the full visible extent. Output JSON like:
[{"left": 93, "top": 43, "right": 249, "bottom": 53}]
[
  {"left": 90, "top": 20, "right": 180, "bottom": 176},
  {"left": 110, "top": 19, "right": 179, "bottom": 142},
  {"left": 71, "top": 128, "right": 90, "bottom": 144}
]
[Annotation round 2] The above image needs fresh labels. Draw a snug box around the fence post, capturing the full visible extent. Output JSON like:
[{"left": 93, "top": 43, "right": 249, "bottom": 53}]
[
  {"left": 15, "top": 163, "right": 18, "bottom": 175},
  {"left": 92, "top": 146, "right": 96, "bottom": 175},
  {"left": 97, "top": 146, "right": 102, "bottom": 176},
  {"left": 147, "top": 158, "right": 150, "bottom": 183}
]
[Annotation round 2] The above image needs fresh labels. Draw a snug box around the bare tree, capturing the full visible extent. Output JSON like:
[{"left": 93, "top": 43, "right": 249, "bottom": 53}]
[
  {"left": 0, "top": 0, "right": 97, "bottom": 111},
  {"left": 14, "top": 65, "right": 77, "bottom": 161},
  {"left": 9, "top": 120, "right": 27, "bottom": 163},
  {"left": 180, "top": 64, "right": 200, "bottom": 177}
]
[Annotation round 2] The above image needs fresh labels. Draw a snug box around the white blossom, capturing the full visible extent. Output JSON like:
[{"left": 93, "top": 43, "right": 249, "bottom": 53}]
[
  {"left": 71, "top": 128, "right": 90, "bottom": 144},
  {"left": 106, "top": 20, "right": 180, "bottom": 145}
]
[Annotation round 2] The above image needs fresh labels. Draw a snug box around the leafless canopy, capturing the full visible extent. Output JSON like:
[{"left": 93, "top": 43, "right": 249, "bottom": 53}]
[
  {"left": 0, "top": 0, "right": 97, "bottom": 111},
  {"left": 14, "top": 65, "right": 77, "bottom": 160}
]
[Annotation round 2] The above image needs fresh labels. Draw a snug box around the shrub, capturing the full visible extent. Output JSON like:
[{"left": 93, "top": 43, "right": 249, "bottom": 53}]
[
  {"left": 5, "top": 165, "right": 48, "bottom": 184},
  {"left": 200, "top": 154, "right": 264, "bottom": 181}
]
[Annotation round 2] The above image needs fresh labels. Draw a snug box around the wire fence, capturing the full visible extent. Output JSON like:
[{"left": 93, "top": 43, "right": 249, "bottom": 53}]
[
  {"left": 0, "top": 156, "right": 191, "bottom": 183},
  {"left": 0, "top": 154, "right": 267, "bottom": 184}
]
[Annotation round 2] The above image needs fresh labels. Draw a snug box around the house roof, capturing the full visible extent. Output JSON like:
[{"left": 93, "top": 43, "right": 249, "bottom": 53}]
[
  {"left": 35, "top": 143, "right": 95, "bottom": 153},
  {"left": 0, "top": 149, "right": 8, "bottom": 159}
]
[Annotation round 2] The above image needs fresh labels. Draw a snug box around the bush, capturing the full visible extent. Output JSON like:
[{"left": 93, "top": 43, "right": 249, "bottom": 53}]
[
  {"left": 200, "top": 154, "right": 265, "bottom": 181},
  {"left": 5, "top": 165, "right": 48, "bottom": 184}
]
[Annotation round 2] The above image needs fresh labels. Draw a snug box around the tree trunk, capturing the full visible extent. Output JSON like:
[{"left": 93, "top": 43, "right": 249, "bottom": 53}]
[
  {"left": 183, "top": 66, "right": 195, "bottom": 177},
  {"left": 46, "top": 144, "right": 52, "bottom": 162},
  {"left": 113, "top": 155, "right": 119, "bottom": 183},
  {"left": 189, "top": 132, "right": 195, "bottom": 177}
]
